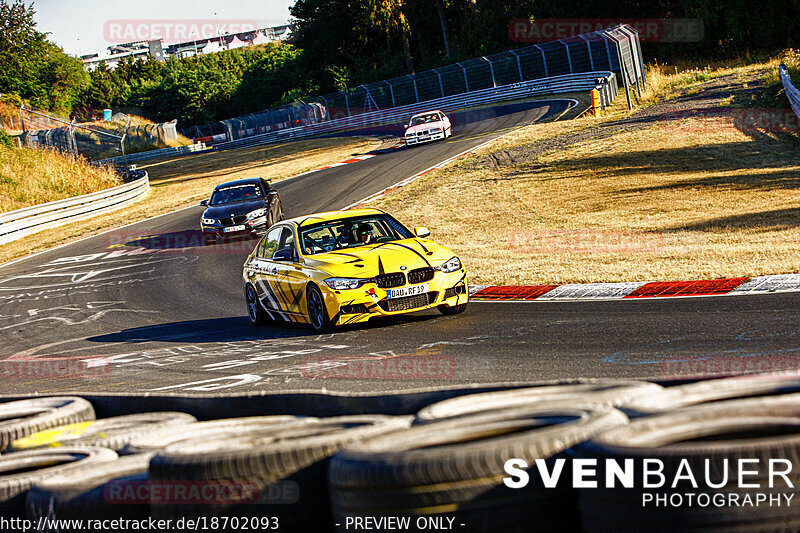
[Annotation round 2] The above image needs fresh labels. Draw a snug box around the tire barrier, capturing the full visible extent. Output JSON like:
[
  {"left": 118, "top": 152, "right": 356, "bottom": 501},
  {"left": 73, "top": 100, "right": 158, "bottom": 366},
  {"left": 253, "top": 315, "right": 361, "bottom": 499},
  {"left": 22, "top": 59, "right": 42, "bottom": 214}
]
[
  {"left": 9, "top": 412, "right": 197, "bottom": 452},
  {"left": 415, "top": 379, "right": 663, "bottom": 422},
  {"left": 149, "top": 415, "right": 411, "bottom": 531},
  {"left": 1, "top": 446, "right": 117, "bottom": 517},
  {"left": 0, "top": 397, "right": 95, "bottom": 452},
  {"left": 621, "top": 371, "right": 800, "bottom": 417},
  {"left": 0, "top": 374, "right": 799, "bottom": 531},
  {"left": 577, "top": 398, "right": 800, "bottom": 532},
  {"left": 26, "top": 453, "right": 153, "bottom": 532},
  {"left": 121, "top": 415, "right": 313, "bottom": 455},
  {"left": 330, "top": 407, "right": 628, "bottom": 533}
]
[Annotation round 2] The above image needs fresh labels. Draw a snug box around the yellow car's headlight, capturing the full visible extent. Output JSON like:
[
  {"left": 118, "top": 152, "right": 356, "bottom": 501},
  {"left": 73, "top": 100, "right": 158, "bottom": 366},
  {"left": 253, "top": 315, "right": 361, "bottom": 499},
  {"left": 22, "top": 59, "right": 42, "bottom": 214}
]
[
  {"left": 435, "top": 257, "right": 462, "bottom": 273},
  {"left": 325, "top": 278, "right": 371, "bottom": 290}
]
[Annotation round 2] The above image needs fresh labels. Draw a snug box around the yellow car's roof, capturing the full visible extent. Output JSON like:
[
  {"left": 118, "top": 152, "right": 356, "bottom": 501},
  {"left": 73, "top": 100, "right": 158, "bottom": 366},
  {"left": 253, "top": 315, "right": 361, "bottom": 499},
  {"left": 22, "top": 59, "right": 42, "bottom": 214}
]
[{"left": 285, "top": 208, "right": 386, "bottom": 228}]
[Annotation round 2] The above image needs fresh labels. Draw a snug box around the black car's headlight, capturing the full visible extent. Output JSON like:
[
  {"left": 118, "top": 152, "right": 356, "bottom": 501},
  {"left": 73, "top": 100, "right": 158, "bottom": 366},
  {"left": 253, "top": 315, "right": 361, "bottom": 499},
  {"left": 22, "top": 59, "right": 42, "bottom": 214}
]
[
  {"left": 435, "top": 257, "right": 462, "bottom": 273},
  {"left": 325, "top": 278, "right": 371, "bottom": 290},
  {"left": 202, "top": 218, "right": 216, "bottom": 225},
  {"left": 246, "top": 208, "right": 267, "bottom": 220}
]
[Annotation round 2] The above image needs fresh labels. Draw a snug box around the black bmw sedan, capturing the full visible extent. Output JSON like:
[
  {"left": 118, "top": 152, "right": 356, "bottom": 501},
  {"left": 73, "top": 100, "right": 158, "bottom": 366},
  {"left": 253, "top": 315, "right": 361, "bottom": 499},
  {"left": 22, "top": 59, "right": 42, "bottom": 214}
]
[{"left": 200, "top": 177, "right": 284, "bottom": 245}]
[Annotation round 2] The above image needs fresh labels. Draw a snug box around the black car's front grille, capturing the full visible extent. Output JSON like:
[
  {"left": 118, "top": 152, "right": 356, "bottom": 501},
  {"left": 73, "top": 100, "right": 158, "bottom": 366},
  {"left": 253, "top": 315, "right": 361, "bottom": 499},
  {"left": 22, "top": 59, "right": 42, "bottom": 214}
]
[
  {"left": 407, "top": 267, "right": 434, "bottom": 284},
  {"left": 220, "top": 215, "right": 247, "bottom": 226},
  {"left": 378, "top": 292, "right": 436, "bottom": 312},
  {"left": 374, "top": 273, "right": 405, "bottom": 289}
]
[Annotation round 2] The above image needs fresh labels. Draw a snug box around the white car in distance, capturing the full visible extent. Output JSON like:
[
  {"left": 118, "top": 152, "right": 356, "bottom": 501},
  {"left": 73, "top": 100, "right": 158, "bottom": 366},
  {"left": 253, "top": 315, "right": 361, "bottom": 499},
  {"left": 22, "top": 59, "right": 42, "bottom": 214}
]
[{"left": 404, "top": 110, "right": 452, "bottom": 146}]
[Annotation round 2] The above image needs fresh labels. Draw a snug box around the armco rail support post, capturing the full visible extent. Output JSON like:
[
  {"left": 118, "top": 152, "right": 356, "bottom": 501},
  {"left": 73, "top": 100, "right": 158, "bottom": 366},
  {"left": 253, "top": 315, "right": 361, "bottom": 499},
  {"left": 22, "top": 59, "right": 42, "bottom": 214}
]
[{"left": 591, "top": 88, "right": 600, "bottom": 116}]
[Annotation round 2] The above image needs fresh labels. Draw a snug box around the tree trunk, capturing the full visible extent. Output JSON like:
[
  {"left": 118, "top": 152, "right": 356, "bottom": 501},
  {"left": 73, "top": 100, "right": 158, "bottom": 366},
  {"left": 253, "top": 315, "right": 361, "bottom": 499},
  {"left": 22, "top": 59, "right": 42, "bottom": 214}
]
[
  {"left": 435, "top": 0, "right": 452, "bottom": 58},
  {"left": 398, "top": 9, "right": 415, "bottom": 74}
]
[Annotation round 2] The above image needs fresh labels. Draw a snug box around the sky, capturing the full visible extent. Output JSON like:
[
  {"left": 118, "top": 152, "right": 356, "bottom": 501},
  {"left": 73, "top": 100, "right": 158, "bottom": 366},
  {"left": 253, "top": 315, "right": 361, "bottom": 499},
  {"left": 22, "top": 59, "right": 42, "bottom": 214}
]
[{"left": 32, "top": 0, "right": 296, "bottom": 56}]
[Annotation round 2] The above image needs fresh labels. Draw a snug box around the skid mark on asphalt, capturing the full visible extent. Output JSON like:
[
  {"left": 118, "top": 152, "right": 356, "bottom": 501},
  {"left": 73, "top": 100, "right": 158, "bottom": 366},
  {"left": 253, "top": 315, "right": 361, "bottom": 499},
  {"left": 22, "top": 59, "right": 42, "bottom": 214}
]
[
  {"left": 604, "top": 316, "right": 800, "bottom": 377},
  {"left": 0, "top": 302, "right": 159, "bottom": 331}
]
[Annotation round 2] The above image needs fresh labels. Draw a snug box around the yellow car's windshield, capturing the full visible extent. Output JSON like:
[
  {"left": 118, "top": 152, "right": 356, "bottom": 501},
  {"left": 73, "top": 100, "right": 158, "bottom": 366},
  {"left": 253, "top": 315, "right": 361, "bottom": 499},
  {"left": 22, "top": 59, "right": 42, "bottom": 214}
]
[{"left": 299, "top": 215, "right": 413, "bottom": 255}]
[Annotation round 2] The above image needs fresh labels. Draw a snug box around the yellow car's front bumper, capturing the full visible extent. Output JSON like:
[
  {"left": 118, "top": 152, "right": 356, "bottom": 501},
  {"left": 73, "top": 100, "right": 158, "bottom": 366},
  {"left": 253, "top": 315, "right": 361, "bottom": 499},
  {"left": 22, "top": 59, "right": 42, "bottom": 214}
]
[{"left": 322, "top": 270, "right": 468, "bottom": 326}]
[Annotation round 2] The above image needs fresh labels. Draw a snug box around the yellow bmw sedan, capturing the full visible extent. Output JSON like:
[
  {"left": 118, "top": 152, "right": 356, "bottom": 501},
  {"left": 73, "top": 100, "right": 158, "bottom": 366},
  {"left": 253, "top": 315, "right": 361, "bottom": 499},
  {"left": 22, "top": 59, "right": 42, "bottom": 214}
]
[{"left": 242, "top": 208, "right": 468, "bottom": 330}]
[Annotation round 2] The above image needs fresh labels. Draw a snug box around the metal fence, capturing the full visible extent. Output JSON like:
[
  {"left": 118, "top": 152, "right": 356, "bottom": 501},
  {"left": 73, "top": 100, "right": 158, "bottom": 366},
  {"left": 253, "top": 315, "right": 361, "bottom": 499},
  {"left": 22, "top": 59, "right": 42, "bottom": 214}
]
[
  {"left": 19, "top": 107, "right": 181, "bottom": 163},
  {"left": 19, "top": 106, "right": 127, "bottom": 163},
  {"left": 122, "top": 119, "right": 179, "bottom": 146},
  {"left": 780, "top": 64, "right": 800, "bottom": 120},
  {"left": 184, "top": 23, "right": 644, "bottom": 143},
  {"left": 214, "top": 71, "right": 618, "bottom": 151}
]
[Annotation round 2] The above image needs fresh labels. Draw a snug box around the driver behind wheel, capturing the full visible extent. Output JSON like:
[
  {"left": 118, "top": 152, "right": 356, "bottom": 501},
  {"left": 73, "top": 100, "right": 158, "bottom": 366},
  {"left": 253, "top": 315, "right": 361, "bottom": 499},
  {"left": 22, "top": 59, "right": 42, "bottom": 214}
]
[{"left": 356, "top": 223, "right": 375, "bottom": 245}]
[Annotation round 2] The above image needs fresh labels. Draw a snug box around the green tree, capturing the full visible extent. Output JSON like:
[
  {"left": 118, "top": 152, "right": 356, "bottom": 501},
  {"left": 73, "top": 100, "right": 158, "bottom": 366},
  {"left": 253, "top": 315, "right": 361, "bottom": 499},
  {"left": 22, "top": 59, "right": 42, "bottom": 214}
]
[
  {"left": 0, "top": 0, "right": 46, "bottom": 96},
  {"left": 0, "top": 0, "right": 89, "bottom": 113}
]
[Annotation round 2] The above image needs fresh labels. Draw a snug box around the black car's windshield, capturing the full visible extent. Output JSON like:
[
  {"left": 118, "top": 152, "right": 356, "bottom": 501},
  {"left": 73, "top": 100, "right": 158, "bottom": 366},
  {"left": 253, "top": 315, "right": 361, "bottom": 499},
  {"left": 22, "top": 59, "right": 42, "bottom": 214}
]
[
  {"left": 209, "top": 184, "right": 262, "bottom": 205},
  {"left": 409, "top": 113, "right": 440, "bottom": 126},
  {"left": 299, "top": 215, "right": 413, "bottom": 255}
]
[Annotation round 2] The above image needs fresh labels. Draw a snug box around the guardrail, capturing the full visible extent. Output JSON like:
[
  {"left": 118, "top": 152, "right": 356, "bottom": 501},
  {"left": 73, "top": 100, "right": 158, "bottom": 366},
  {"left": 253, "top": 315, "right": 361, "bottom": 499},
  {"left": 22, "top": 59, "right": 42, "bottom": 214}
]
[
  {"left": 94, "top": 142, "right": 208, "bottom": 166},
  {"left": 214, "top": 71, "right": 619, "bottom": 151},
  {"left": 185, "top": 24, "right": 643, "bottom": 143},
  {"left": 0, "top": 172, "right": 150, "bottom": 245},
  {"left": 780, "top": 64, "right": 800, "bottom": 120}
]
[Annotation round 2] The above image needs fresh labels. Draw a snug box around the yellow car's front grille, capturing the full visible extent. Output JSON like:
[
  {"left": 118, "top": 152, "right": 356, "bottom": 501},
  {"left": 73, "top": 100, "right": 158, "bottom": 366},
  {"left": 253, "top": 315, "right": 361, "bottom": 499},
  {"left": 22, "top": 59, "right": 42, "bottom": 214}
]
[
  {"left": 375, "top": 272, "right": 405, "bottom": 288},
  {"left": 378, "top": 292, "right": 435, "bottom": 312},
  {"left": 407, "top": 267, "right": 434, "bottom": 284}
]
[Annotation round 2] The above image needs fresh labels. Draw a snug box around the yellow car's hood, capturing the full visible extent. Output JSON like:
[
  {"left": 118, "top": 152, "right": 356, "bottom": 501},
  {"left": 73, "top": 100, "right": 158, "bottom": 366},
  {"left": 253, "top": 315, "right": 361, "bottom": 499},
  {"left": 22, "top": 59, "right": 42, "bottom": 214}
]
[{"left": 303, "top": 238, "right": 454, "bottom": 277}]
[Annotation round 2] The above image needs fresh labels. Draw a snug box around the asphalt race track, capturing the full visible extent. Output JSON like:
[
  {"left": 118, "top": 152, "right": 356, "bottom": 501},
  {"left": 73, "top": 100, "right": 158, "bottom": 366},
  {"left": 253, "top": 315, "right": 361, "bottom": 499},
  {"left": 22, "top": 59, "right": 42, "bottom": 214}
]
[{"left": 1, "top": 99, "right": 798, "bottom": 395}]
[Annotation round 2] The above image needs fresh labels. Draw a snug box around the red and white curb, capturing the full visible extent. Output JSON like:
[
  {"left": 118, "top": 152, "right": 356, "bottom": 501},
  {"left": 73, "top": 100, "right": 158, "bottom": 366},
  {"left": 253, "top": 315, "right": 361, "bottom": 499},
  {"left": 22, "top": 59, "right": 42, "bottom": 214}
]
[
  {"left": 469, "top": 274, "right": 800, "bottom": 301},
  {"left": 312, "top": 154, "right": 376, "bottom": 171},
  {"left": 306, "top": 139, "right": 407, "bottom": 173}
]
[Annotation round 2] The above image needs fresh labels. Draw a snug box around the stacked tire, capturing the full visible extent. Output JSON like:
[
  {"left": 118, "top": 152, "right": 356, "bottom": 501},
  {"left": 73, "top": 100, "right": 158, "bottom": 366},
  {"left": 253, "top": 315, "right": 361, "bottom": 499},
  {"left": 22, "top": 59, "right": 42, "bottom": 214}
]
[
  {"left": 330, "top": 406, "right": 628, "bottom": 533},
  {"left": 580, "top": 390, "right": 800, "bottom": 532},
  {"left": 149, "top": 415, "right": 411, "bottom": 532}
]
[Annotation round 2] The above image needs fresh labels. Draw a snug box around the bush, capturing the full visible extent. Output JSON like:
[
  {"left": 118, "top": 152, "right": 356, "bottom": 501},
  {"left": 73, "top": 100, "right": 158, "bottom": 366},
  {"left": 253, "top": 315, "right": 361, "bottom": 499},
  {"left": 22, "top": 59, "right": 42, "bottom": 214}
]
[{"left": 0, "top": 128, "right": 14, "bottom": 149}]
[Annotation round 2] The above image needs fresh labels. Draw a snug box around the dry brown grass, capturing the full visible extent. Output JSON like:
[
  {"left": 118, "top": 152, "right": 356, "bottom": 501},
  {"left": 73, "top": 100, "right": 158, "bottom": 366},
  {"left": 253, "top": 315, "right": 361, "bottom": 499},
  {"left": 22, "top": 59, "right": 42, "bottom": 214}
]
[
  {"left": 0, "top": 136, "right": 377, "bottom": 264},
  {"left": 372, "top": 114, "right": 800, "bottom": 285},
  {"left": 0, "top": 146, "right": 121, "bottom": 213},
  {"left": 640, "top": 56, "right": 787, "bottom": 106}
]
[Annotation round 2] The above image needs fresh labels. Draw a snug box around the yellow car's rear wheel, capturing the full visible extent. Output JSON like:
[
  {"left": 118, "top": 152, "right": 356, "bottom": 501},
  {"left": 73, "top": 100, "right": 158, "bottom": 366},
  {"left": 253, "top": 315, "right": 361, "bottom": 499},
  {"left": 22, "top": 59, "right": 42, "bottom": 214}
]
[{"left": 245, "top": 284, "right": 269, "bottom": 326}]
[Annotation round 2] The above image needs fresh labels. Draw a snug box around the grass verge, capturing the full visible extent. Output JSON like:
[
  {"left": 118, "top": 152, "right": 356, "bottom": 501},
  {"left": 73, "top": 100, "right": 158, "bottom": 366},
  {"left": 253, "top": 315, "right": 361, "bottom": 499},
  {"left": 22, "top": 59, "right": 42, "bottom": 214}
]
[
  {"left": 371, "top": 60, "right": 800, "bottom": 285},
  {"left": 0, "top": 147, "right": 121, "bottom": 213}
]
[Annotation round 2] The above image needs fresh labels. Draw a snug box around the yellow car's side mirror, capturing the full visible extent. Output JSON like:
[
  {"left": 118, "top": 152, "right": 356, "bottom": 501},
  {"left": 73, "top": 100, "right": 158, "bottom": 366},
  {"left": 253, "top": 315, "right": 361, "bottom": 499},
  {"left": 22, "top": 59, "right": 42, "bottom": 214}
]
[{"left": 414, "top": 227, "right": 431, "bottom": 238}]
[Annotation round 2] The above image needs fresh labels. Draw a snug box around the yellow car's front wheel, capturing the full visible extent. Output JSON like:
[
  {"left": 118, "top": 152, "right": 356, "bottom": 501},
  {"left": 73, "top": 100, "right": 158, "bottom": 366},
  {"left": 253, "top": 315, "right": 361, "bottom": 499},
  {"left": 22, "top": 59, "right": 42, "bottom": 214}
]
[
  {"left": 438, "top": 303, "right": 467, "bottom": 315},
  {"left": 307, "top": 284, "right": 332, "bottom": 331}
]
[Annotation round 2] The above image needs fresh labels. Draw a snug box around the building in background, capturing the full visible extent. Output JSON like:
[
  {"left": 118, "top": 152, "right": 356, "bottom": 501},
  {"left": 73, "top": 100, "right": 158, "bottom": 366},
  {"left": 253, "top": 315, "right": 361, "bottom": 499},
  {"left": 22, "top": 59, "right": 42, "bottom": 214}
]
[{"left": 80, "top": 25, "right": 293, "bottom": 70}]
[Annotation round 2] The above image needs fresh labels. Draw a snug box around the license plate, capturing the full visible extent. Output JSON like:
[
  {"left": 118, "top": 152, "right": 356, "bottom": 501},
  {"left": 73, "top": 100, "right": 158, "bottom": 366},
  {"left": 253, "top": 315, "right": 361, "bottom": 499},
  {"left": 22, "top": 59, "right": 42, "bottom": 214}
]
[
  {"left": 224, "top": 225, "right": 246, "bottom": 233},
  {"left": 387, "top": 283, "right": 429, "bottom": 299}
]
